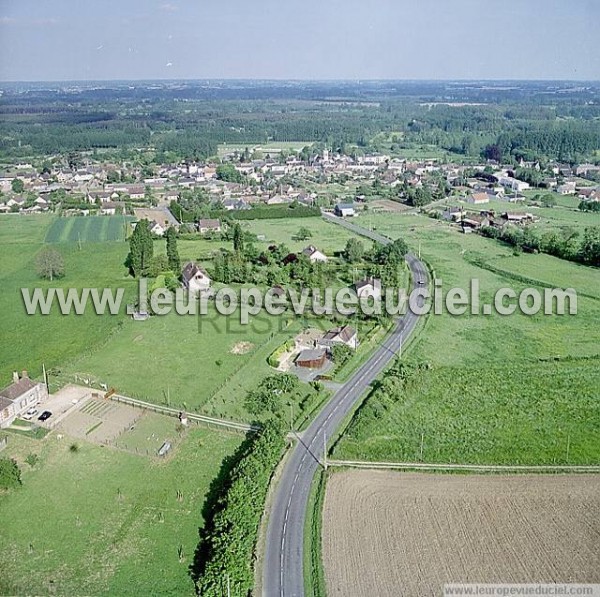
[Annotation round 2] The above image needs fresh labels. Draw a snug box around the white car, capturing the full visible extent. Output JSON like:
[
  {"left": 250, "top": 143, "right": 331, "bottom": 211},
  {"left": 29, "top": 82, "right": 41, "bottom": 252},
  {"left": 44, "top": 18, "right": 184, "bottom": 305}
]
[{"left": 23, "top": 407, "right": 38, "bottom": 420}]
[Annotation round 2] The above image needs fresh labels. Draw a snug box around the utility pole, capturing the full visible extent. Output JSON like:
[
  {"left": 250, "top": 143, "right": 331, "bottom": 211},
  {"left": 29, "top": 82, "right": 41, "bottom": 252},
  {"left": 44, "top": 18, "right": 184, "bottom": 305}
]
[
  {"left": 42, "top": 363, "right": 49, "bottom": 393},
  {"left": 566, "top": 434, "right": 571, "bottom": 463},
  {"left": 418, "top": 240, "right": 421, "bottom": 260},
  {"left": 226, "top": 574, "right": 231, "bottom": 597},
  {"left": 323, "top": 432, "right": 328, "bottom": 470},
  {"left": 420, "top": 432, "right": 424, "bottom": 461},
  {"left": 290, "top": 403, "right": 294, "bottom": 432}
]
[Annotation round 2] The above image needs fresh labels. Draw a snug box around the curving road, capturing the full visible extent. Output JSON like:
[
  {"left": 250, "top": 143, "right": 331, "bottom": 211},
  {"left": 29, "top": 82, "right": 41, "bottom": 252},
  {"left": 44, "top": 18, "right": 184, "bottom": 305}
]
[{"left": 262, "top": 216, "right": 429, "bottom": 596}]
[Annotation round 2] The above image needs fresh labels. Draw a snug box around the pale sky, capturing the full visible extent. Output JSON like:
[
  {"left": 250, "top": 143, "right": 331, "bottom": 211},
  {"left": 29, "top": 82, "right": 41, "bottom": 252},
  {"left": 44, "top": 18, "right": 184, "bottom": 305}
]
[{"left": 0, "top": 0, "right": 598, "bottom": 81}]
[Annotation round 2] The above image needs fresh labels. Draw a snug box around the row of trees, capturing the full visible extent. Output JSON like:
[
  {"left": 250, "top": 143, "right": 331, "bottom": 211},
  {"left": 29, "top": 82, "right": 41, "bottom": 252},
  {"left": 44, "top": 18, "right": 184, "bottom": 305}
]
[
  {"left": 192, "top": 420, "right": 286, "bottom": 596},
  {"left": 480, "top": 225, "right": 600, "bottom": 267}
]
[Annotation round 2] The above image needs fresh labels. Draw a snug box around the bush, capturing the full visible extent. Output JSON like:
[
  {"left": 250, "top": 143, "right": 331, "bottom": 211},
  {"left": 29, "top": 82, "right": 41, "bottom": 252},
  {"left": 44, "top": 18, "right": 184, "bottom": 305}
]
[
  {"left": 331, "top": 344, "right": 353, "bottom": 369},
  {"left": 25, "top": 453, "right": 39, "bottom": 467},
  {"left": 0, "top": 458, "right": 22, "bottom": 489}
]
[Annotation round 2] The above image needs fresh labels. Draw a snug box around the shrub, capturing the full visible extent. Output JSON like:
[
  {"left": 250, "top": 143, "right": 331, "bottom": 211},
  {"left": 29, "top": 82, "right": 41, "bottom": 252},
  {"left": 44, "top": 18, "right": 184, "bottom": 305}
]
[{"left": 0, "top": 458, "right": 22, "bottom": 489}]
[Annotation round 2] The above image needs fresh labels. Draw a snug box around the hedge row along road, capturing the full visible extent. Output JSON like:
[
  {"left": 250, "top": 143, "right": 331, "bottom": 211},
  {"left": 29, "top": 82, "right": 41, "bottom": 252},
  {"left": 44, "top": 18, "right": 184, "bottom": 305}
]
[{"left": 262, "top": 214, "right": 429, "bottom": 596}]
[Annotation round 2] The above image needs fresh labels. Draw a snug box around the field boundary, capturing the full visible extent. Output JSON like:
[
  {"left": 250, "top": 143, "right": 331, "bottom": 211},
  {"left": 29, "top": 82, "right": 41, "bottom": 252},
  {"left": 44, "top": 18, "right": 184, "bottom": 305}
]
[
  {"left": 328, "top": 459, "right": 600, "bottom": 473},
  {"left": 111, "top": 394, "right": 257, "bottom": 432}
]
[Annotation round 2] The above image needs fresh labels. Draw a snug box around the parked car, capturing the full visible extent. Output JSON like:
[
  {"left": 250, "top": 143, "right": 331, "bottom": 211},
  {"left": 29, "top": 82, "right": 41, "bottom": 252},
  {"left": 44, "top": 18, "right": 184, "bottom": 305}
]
[
  {"left": 23, "top": 408, "right": 38, "bottom": 420},
  {"left": 38, "top": 410, "right": 52, "bottom": 421}
]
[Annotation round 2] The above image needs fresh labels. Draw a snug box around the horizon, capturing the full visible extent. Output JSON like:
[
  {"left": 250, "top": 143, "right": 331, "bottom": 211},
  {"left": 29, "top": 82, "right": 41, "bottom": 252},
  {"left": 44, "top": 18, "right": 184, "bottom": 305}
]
[{"left": 2, "top": 77, "right": 600, "bottom": 85}]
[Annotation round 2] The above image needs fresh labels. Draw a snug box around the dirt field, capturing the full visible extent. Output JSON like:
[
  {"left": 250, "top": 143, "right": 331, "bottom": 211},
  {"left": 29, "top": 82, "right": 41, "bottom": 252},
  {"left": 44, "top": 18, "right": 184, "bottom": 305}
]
[
  {"left": 57, "top": 397, "right": 142, "bottom": 444},
  {"left": 322, "top": 470, "right": 600, "bottom": 597}
]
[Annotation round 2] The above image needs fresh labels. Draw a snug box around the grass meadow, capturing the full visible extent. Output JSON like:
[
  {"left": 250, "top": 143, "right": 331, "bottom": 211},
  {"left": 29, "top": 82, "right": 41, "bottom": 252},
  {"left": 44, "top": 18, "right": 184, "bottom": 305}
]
[
  {"left": 0, "top": 215, "right": 135, "bottom": 387},
  {"left": 333, "top": 211, "right": 600, "bottom": 465},
  {"left": 0, "top": 423, "right": 243, "bottom": 596}
]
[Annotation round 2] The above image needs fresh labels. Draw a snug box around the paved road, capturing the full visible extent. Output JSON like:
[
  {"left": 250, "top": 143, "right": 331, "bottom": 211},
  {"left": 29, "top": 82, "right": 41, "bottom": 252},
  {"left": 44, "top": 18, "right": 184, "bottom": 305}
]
[{"left": 262, "top": 216, "right": 429, "bottom": 596}]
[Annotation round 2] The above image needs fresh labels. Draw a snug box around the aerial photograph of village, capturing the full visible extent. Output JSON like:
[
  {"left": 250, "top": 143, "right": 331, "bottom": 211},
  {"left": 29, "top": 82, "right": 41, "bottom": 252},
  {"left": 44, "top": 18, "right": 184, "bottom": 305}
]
[{"left": 0, "top": 1, "right": 598, "bottom": 596}]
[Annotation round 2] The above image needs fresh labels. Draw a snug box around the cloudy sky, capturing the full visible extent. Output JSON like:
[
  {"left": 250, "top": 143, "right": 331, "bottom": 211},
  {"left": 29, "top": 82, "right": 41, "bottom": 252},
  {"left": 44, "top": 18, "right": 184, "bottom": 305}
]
[{"left": 0, "top": 0, "right": 598, "bottom": 81}]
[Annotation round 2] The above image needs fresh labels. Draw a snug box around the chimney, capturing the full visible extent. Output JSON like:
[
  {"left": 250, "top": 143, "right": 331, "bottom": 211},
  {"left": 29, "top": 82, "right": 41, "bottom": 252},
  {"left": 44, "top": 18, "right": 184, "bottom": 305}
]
[
  {"left": 13, "top": 371, "right": 19, "bottom": 383},
  {"left": 21, "top": 370, "right": 29, "bottom": 379}
]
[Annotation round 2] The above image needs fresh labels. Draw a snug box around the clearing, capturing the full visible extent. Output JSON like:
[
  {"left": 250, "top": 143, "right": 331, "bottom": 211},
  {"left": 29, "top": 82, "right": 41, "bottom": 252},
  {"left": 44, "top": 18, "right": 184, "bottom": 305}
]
[{"left": 322, "top": 470, "right": 600, "bottom": 597}]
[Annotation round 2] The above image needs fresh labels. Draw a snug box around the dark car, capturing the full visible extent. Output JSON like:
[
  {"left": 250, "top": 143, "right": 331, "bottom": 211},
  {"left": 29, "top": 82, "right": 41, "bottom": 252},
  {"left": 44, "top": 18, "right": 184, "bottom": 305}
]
[{"left": 38, "top": 410, "right": 52, "bottom": 421}]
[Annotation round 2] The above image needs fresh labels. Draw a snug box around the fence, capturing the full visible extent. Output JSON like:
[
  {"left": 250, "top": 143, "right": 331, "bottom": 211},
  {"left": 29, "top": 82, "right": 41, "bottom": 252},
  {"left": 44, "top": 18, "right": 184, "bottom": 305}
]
[{"left": 110, "top": 394, "right": 258, "bottom": 432}]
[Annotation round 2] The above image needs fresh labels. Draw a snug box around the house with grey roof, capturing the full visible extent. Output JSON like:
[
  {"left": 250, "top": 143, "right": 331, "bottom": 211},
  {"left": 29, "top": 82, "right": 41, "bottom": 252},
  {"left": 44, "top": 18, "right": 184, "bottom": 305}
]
[{"left": 0, "top": 372, "right": 48, "bottom": 428}]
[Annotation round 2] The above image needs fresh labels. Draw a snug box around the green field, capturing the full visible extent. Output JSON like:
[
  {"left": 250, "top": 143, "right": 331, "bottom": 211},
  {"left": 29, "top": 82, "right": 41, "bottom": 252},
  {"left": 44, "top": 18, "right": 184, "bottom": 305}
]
[
  {"left": 59, "top": 309, "right": 302, "bottom": 421},
  {"left": 0, "top": 215, "right": 135, "bottom": 386},
  {"left": 443, "top": 193, "right": 600, "bottom": 233},
  {"left": 333, "top": 211, "right": 600, "bottom": 465},
  {"left": 45, "top": 215, "right": 133, "bottom": 243},
  {"left": 0, "top": 423, "right": 243, "bottom": 596},
  {"left": 242, "top": 216, "right": 356, "bottom": 253},
  {"left": 335, "top": 359, "right": 600, "bottom": 465}
]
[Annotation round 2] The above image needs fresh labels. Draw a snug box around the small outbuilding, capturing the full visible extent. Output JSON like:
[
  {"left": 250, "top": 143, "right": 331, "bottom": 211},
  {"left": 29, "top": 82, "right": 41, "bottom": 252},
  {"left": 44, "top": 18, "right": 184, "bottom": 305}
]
[{"left": 295, "top": 349, "right": 327, "bottom": 369}]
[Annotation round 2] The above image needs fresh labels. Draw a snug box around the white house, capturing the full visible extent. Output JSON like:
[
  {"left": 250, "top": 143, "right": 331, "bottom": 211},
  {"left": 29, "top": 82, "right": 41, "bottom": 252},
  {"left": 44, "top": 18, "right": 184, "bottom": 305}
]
[
  {"left": 149, "top": 220, "right": 166, "bottom": 236},
  {"left": 301, "top": 245, "right": 328, "bottom": 263},
  {"left": 197, "top": 219, "right": 222, "bottom": 234},
  {"left": 466, "top": 192, "right": 491, "bottom": 205},
  {"left": 334, "top": 203, "right": 355, "bottom": 217},
  {"left": 100, "top": 201, "right": 118, "bottom": 215},
  {"left": 0, "top": 372, "right": 48, "bottom": 429},
  {"left": 355, "top": 277, "right": 382, "bottom": 301},
  {"left": 318, "top": 325, "right": 359, "bottom": 350},
  {"left": 181, "top": 262, "right": 211, "bottom": 296}
]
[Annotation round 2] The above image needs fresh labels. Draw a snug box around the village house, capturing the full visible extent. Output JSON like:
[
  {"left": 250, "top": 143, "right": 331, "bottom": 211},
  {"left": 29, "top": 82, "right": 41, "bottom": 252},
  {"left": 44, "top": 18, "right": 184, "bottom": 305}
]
[
  {"left": 149, "top": 220, "right": 166, "bottom": 236},
  {"left": 557, "top": 181, "right": 577, "bottom": 195},
  {"left": 100, "top": 201, "right": 118, "bottom": 216},
  {"left": 301, "top": 245, "right": 328, "bottom": 263},
  {"left": 197, "top": 218, "right": 222, "bottom": 234},
  {"left": 502, "top": 212, "right": 537, "bottom": 224},
  {"left": 460, "top": 213, "right": 491, "bottom": 230},
  {"left": 355, "top": 277, "right": 382, "bottom": 300},
  {"left": 319, "top": 325, "right": 359, "bottom": 350},
  {"left": 0, "top": 372, "right": 48, "bottom": 429},
  {"left": 334, "top": 203, "right": 355, "bottom": 217},
  {"left": 466, "top": 192, "right": 492, "bottom": 205},
  {"left": 181, "top": 262, "right": 212, "bottom": 296},
  {"left": 125, "top": 185, "right": 146, "bottom": 200}
]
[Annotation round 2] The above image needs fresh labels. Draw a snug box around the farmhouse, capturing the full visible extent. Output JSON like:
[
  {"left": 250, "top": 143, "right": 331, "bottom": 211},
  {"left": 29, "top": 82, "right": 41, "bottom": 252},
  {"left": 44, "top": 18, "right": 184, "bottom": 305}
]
[
  {"left": 149, "top": 220, "right": 166, "bottom": 236},
  {"left": 460, "top": 214, "right": 491, "bottom": 230},
  {"left": 355, "top": 277, "right": 382, "bottom": 300},
  {"left": 301, "top": 245, "right": 328, "bottom": 263},
  {"left": 0, "top": 372, "right": 48, "bottom": 429},
  {"left": 197, "top": 218, "right": 222, "bottom": 234},
  {"left": 334, "top": 203, "right": 355, "bottom": 217},
  {"left": 100, "top": 201, "right": 118, "bottom": 215},
  {"left": 181, "top": 262, "right": 211, "bottom": 296},
  {"left": 295, "top": 349, "right": 327, "bottom": 369},
  {"left": 466, "top": 192, "right": 491, "bottom": 205},
  {"left": 319, "top": 325, "right": 359, "bottom": 350}
]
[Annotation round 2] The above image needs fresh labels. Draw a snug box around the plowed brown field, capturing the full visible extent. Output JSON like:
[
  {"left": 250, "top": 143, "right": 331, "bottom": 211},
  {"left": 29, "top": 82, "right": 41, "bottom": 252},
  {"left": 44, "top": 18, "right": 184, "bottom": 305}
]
[{"left": 322, "top": 471, "right": 600, "bottom": 596}]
